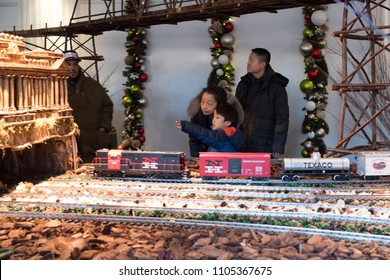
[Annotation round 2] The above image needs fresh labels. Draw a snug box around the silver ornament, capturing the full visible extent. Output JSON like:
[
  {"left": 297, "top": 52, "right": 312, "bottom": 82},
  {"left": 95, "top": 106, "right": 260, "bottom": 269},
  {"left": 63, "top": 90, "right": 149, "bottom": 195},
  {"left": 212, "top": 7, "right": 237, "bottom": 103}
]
[
  {"left": 305, "top": 101, "right": 316, "bottom": 111},
  {"left": 137, "top": 97, "right": 148, "bottom": 107},
  {"left": 221, "top": 33, "right": 235, "bottom": 48},
  {"left": 318, "top": 39, "right": 327, "bottom": 48},
  {"left": 311, "top": 10, "right": 327, "bottom": 26},
  {"left": 308, "top": 114, "right": 315, "bottom": 119},
  {"left": 303, "top": 141, "right": 314, "bottom": 150},
  {"left": 216, "top": 68, "right": 224, "bottom": 76},
  {"left": 299, "top": 41, "right": 313, "bottom": 56},
  {"left": 315, "top": 128, "right": 326, "bottom": 138},
  {"left": 218, "top": 54, "right": 229, "bottom": 65},
  {"left": 128, "top": 114, "right": 135, "bottom": 121},
  {"left": 210, "top": 58, "right": 220, "bottom": 68},
  {"left": 307, "top": 131, "right": 315, "bottom": 139}
]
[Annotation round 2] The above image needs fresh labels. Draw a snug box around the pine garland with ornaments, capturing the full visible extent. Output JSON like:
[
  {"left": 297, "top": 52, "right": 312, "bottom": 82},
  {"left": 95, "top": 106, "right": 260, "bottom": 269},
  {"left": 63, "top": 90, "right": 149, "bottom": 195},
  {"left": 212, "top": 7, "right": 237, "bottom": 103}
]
[
  {"left": 299, "top": 6, "right": 330, "bottom": 158},
  {"left": 207, "top": 18, "right": 235, "bottom": 91},
  {"left": 121, "top": 27, "right": 148, "bottom": 150}
]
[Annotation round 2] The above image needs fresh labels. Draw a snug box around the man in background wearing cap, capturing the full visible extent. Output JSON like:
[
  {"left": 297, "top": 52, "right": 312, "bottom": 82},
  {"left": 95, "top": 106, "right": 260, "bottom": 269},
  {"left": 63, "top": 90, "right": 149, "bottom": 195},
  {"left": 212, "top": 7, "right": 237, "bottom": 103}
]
[{"left": 64, "top": 51, "right": 114, "bottom": 163}]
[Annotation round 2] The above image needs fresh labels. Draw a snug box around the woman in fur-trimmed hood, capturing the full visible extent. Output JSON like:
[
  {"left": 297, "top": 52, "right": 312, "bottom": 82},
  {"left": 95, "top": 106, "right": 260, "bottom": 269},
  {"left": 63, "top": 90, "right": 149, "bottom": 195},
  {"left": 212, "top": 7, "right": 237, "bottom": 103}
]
[{"left": 186, "top": 85, "right": 244, "bottom": 157}]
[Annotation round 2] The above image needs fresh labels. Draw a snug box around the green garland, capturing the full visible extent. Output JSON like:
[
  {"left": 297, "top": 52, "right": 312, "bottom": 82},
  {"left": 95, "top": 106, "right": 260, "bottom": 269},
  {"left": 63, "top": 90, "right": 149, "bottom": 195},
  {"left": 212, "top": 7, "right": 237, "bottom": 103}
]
[
  {"left": 121, "top": 27, "right": 148, "bottom": 150},
  {"left": 207, "top": 18, "right": 235, "bottom": 91},
  {"left": 299, "top": 6, "right": 330, "bottom": 157}
]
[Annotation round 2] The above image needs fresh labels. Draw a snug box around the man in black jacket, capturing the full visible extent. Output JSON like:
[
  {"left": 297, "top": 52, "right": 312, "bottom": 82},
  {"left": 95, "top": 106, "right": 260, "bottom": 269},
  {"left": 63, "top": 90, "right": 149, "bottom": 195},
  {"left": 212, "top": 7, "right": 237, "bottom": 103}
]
[{"left": 235, "top": 48, "right": 289, "bottom": 159}]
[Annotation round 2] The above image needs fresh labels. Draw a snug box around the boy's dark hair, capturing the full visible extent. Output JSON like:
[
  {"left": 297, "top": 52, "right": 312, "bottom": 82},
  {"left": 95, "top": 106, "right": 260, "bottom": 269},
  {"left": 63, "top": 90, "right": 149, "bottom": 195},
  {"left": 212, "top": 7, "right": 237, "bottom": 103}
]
[
  {"left": 215, "top": 103, "right": 239, "bottom": 128},
  {"left": 252, "top": 48, "right": 271, "bottom": 67},
  {"left": 199, "top": 85, "right": 227, "bottom": 105}
]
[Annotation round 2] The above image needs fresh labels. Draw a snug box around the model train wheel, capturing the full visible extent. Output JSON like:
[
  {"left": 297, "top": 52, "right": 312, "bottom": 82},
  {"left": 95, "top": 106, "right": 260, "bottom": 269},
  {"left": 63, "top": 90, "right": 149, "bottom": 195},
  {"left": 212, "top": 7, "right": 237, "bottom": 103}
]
[
  {"left": 251, "top": 177, "right": 268, "bottom": 181},
  {"left": 281, "top": 175, "right": 290, "bottom": 181},
  {"left": 333, "top": 174, "right": 341, "bottom": 181},
  {"left": 363, "top": 175, "right": 378, "bottom": 181},
  {"left": 293, "top": 175, "right": 300, "bottom": 181},
  {"left": 202, "top": 176, "right": 218, "bottom": 181}
]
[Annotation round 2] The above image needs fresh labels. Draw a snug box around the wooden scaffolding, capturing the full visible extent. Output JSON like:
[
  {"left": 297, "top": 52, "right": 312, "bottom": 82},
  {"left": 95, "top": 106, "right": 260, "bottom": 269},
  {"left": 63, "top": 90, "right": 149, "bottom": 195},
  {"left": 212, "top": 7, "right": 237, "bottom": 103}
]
[{"left": 330, "top": 0, "right": 390, "bottom": 155}]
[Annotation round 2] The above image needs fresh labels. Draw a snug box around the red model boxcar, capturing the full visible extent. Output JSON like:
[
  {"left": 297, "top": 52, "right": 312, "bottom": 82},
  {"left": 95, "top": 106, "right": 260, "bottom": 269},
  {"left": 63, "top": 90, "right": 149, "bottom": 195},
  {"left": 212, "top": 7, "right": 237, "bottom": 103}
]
[{"left": 199, "top": 152, "right": 271, "bottom": 180}]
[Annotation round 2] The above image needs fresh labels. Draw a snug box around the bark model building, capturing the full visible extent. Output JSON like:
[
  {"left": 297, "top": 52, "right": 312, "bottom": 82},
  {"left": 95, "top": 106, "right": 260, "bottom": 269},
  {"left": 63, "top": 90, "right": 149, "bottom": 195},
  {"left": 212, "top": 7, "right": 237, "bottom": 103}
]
[{"left": 0, "top": 32, "right": 77, "bottom": 175}]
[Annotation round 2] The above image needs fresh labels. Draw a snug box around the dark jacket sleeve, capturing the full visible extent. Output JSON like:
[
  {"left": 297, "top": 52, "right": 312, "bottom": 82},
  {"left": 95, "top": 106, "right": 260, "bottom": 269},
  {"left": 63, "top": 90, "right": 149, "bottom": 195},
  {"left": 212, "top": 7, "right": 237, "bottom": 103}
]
[
  {"left": 189, "top": 134, "right": 204, "bottom": 157},
  {"left": 235, "top": 78, "right": 249, "bottom": 111},
  {"left": 188, "top": 110, "right": 211, "bottom": 157},
  {"left": 99, "top": 87, "right": 114, "bottom": 131},
  {"left": 272, "top": 83, "right": 289, "bottom": 154}
]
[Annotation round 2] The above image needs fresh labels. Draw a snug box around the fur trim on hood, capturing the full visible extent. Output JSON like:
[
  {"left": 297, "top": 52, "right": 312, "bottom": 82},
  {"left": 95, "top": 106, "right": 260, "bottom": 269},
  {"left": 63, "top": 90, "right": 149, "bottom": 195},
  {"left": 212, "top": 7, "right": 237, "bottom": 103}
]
[{"left": 187, "top": 91, "right": 245, "bottom": 126}]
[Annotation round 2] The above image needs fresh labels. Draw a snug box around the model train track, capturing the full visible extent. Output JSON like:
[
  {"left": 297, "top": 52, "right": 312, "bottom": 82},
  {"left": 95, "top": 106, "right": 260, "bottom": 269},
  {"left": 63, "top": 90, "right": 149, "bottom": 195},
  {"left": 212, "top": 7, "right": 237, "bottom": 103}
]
[
  {"left": 38, "top": 178, "right": 390, "bottom": 192},
  {"left": 63, "top": 173, "right": 390, "bottom": 185},
  {"left": 2, "top": 181, "right": 390, "bottom": 221},
  {"left": 4, "top": 188, "right": 390, "bottom": 206},
  {"left": 1, "top": 200, "right": 388, "bottom": 225},
  {"left": 8, "top": 181, "right": 390, "bottom": 202},
  {"left": 1, "top": 211, "right": 389, "bottom": 245}
]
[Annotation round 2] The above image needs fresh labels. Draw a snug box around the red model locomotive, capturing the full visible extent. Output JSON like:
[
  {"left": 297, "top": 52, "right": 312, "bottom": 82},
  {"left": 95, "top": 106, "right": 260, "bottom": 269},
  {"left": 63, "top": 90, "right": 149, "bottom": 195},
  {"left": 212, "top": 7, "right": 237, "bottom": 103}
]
[{"left": 92, "top": 149, "right": 187, "bottom": 178}]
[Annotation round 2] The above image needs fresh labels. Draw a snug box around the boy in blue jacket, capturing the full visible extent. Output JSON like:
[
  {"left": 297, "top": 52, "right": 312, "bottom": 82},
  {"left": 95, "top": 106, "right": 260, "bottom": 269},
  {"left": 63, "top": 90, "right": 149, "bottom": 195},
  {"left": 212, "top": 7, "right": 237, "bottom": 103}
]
[{"left": 177, "top": 103, "right": 243, "bottom": 152}]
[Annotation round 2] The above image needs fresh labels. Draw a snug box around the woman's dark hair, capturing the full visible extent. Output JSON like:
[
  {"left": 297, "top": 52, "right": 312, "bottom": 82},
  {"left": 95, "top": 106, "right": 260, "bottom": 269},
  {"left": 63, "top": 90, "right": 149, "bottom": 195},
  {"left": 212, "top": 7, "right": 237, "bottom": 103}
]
[
  {"left": 198, "top": 85, "right": 227, "bottom": 104},
  {"left": 215, "top": 103, "right": 239, "bottom": 128}
]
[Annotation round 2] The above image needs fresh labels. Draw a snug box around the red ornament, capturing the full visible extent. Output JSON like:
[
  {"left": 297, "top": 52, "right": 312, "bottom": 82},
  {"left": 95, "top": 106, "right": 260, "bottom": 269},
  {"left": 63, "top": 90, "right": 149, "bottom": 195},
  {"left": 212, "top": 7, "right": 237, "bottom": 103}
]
[
  {"left": 310, "top": 49, "right": 323, "bottom": 59},
  {"left": 138, "top": 135, "right": 146, "bottom": 143},
  {"left": 135, "top": 62, "right": 142, "bottom": 68},
  {"left": 304, "top": 14, "right": 311, "bottom": 21},
  {"left": 139, "top": 73, "right": 148, "bottom": 82},
  {"left": 133, "top": 35, "right": 140, "bottom": 42},
  {"left": 307, "top": 69, "right": 319, "bottom": 79},
  {"left": 211, "top": 18, "right": 218, "bottom": 24},
  {"left": 214, "top": 42, "right": 222, "bottom": 48},
  {"left": 224, "top": 22, "right": 234, "bottom": 32},
  {"left": 138, "top": 128, "right": 144, "bottom": 134}
]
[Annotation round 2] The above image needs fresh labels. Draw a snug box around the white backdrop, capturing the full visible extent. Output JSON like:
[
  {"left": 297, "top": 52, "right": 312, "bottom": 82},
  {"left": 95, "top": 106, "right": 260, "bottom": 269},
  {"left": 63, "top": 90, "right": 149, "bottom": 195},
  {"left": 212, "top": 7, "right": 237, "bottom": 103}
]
[{"left": 0, "top": 0, "right": 372, "bottom": 157}]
